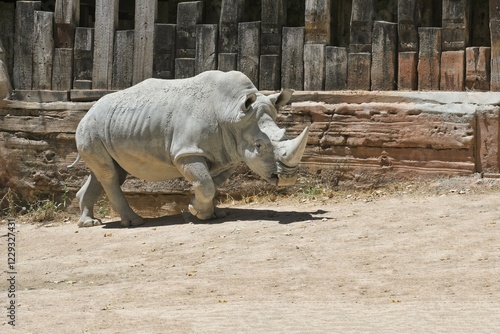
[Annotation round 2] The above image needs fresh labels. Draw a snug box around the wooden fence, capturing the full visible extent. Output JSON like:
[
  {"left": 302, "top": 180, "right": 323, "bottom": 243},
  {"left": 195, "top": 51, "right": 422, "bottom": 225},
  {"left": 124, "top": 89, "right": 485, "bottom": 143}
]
[{"left": 0, "top": 0, "right": 500, "bottom": 102}]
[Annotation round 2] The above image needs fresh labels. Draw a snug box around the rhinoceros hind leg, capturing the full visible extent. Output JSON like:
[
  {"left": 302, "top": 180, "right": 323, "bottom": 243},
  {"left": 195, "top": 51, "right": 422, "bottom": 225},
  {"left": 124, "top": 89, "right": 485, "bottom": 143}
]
[
  {"left": 76, "top": 172, "right": 103, "bottom": 227},
  {"left": 80, "top": 150, "right": 143, "bottom": 228}
]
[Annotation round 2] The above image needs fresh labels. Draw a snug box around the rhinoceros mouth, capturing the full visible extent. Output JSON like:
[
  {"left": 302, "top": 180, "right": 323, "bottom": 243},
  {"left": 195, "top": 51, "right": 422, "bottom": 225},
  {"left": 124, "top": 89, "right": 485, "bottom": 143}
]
[{"left": 275, "top": 161, "right": 299, "bottom": 186}]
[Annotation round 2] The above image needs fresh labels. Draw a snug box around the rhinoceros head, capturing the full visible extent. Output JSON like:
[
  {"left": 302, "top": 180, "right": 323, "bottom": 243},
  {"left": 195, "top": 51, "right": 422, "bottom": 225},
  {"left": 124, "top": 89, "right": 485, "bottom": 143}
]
[{"left": 233, "top": 89, "right": 309, "bottom": 187}]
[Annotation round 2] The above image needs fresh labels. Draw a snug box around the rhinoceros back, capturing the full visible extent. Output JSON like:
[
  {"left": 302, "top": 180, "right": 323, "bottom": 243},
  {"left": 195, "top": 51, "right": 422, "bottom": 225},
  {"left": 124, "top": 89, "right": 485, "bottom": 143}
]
[{"left": 76, "top": 71, "right": 258, "bottom": 181}]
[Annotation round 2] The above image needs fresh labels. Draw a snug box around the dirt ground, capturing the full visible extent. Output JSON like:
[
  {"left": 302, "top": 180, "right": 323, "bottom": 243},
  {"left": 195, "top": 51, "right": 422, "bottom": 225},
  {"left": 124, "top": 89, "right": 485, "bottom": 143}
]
[{"left": 1, "top": 175, "right": 500, "bottom": 333}]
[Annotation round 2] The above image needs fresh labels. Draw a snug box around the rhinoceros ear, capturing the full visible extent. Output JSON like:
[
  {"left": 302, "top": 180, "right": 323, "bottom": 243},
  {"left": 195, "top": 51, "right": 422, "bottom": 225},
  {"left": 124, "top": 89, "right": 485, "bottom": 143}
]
[
  {"left": 268, "top": 89, "right": 293, "bottom": 108},
  {"left": 241, "top": 93, "right": 257, "bottom": 112}
]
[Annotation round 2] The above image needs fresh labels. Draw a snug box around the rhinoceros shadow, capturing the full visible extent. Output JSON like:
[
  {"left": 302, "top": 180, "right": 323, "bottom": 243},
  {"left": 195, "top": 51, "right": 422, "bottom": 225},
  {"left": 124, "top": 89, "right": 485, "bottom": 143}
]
[{"left": 101, "top": 208, "right": 330, "bottom": 229}]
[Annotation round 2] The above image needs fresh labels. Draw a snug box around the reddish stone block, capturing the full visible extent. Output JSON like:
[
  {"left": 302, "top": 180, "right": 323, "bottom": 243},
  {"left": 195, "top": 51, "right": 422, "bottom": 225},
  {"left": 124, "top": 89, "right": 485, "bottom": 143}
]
[
  {"left": 398, "top": 52, "right": 417, "bottom": 90},
  {"left": 466, "top": 47, "right": 491, "bottom": 91},
  {"left": 440, "top": 51, "right": 465, "bottom": 91}
]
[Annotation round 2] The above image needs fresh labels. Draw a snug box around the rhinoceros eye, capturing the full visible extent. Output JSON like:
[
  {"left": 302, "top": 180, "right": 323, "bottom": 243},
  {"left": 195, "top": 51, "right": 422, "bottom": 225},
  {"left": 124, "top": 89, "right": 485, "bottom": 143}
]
[{"left": 255, "top": 139, "right": 264, "bottom": 152}]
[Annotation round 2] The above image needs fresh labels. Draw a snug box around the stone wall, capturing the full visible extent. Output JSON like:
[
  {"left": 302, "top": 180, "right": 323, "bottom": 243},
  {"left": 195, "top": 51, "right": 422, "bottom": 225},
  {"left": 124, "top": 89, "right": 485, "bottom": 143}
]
[
  {"left": 1, "top": 91, "right": 499, "bottom": 213},
  {"left": 1, "top": 0, "right": 500, "bottom": 98}
]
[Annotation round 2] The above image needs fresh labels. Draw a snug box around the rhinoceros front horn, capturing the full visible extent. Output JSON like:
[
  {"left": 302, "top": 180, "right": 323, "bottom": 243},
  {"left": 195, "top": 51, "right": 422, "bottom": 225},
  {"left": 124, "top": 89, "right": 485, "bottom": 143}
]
[
  {"left": 275, "top": 127, "right": 309, "bottom": 186},
  {"left": 278, "top": 126, "right": 309, "bottom": 167}
]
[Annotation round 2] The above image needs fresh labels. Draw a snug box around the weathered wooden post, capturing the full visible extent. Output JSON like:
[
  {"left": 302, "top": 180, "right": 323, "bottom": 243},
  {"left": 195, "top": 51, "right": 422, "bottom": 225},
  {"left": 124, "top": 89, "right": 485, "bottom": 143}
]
[
  {"left": 305, "top": 0, "right": 332, "bottom": 44},
  {"left": 442, "top": 0, "right": 470, "bottom": 51},
  {"left": 350, "top": 0, "right": 374, "bottom": 53},
  {"left": 176, "top": 1, "right": 203, "bottom": 58},
  {"left": 418, "top": 27, "right": 441, "bottom": 90},
  {"left": 490, "top": 0, "right": 500, "bottom": 90},
  {"left": 398, "top": 0, "right": 422, "bottom": 90},
  {"left": 153, "top": 24, "right": 176, "bottom": 79},
  {"left": 348, "top": 53, "right": 371, "bottom": 90},
  {"left": 13, "top": 1, "right": 41, "bottom": 90},
  {"left": 281, "top": 27, "right": 305, "bottom": 90},
  {"left": 218, "top": 0, "right": 244, "bottom": 71},
  {"left": 175, "top": 1, "right": 203, "bottom": 79},
  {"left": 349, "top": 0, "right": 374, "bottom": 90},
  {"left": 238, "top": 21, "right": 260, "bottom": 87},
  {"left": 0, "top": 2, "right": 15, "bottom": 83},
  {"left": 133, "top": 0, "right": 157, "bottom": 85},
  {"left": 112, "top": 30, "right": 134, "bottom": 90},
  {"left": 92, "top": 0, "right": 118, "bottom": 89},
  {"left": 54, "top": 0, "right": 80, "bottom": 48},
  {"left": 73, "top": 27, "right": 94, "bottom": 89},
  {"left": 325, "top": 46, "right": 348, "bottom": 90},
  {"left": 304, "top": 0, "right": 331, "bottom": 91},
  {"left": 371, "top": 21, "right": 397, "bottom": 90},
  {"left": 195, "top": 24, "right": 218, "bottom": 74},
  {"left": 52, "top": 48, "right": 73, "bottom": 90},
  {"left": 260, "top": 0, "right": 286, "bottom": 90},
  {"left": 0, "top": 40, "right": 12, "bottom": 99},
  {"left": 32, "top": 10, "right": 54, "bottom": 90},
  {"left": 304, "top": 44, "right": 326, "bottom": 90},
  {"left": 218, "top": 53, "right": 238, "bottom": 72},
  {"left": 440, "top": 0, "right": 470, "bottom": 91},
  {"left": 465, "top": 47, "right": 491, "bottom": 90},
  {"left": 440, "top": 51, "right": 465, "bottom": 90}
]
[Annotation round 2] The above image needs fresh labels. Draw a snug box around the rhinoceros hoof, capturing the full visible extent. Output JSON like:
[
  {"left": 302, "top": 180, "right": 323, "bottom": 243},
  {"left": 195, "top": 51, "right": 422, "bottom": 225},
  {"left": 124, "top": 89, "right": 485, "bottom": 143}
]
[
  {"left": 189, "top": 204, "right": 215, "bottom": 220},
  {"left": 120, "top": 216, "right": 145, "bottom": 227},
  {"left": 78, "top": 218, "right": 102, "bottom": 228}
]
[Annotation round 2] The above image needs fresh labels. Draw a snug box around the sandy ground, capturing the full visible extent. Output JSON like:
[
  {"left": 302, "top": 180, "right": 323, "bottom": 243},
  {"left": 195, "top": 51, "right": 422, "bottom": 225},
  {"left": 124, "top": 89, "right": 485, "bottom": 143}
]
[{"left": 1, "top": 176, "right": 500, "bottom": 333}]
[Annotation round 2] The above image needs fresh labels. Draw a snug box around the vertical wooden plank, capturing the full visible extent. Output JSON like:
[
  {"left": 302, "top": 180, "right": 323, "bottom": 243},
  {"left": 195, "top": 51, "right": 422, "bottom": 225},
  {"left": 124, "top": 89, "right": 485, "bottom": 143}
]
[
  {"left": 54, "top": 0, "right": 80, "bottom": 48},
  {"left": 92, "top": 0, "right": 119, "bottom": 89},
  {"left": 175, "top": 58, "right": 195, "bottom": 79},
  {"left": 153, "top": 24, "right": 176, "bottom": 79},
  {"left": 74, "top": 27, "right": 94, "bottom": 87},
  {"left": 176, "top": 1, "right": 204, "bottom": 58},
  {"left": 398, "top": 0, "right": 422, "bottom": 51},
  {"left": 218, "top": 53, "right": 238, "bottom": 72},
  {"left": 442, "top": 0, "right": 470, "bottom": 51},
  {"left": 195, "top": 24, "right": 218, "bottom": 74},
  {"left": 440, "top": 50, "right": 465, "bottom": 91},
  {"left": 133, "top": 0, "right": 157, "bottom": 85},
  {"left": 325, "top": 46, "right": 348, "bottom": 90},
  {"left": 0, "top": 2, "right": 15, "bottom": 82},
  {"left": 219, "top": 0, "right": 245, "bottom": 54},
  {"left": 348, "top": 53, "right": 371, "bottom": 90},
  {"left": 0, "top": 41, "right": 12, "bottom": 98},
  {"left": 281, "top": 27, "right": 304, "bottom": 90},
  {"left": 350, "top": 0, "right": 375, "bottom": 53},
  {"left": 238, "top": 21, "right": 260, "bottom": 87},
  {"left": 52, "top": 48, "right": 73, "bottom": 90},
  {"left": 259, "top": 55, "right": 280, "bottom": 90},
  {"left": 371, "top": 21, "right": 397, "bottom": 91},
  {"left": 305, "top": 0, "right": 332, "bottom": 44},
  {"left": 491, "top": 0, "right": 500, "bottom": 20},
  {"left": 304, "top": 44, "right": 326, "bottom": 91},
  {"left": 112, "top": 30, "right": 134, "bottom": 90},
  {"left": 490, "top": 20, "right": 500, "bottom": 91},
  {"left": 398, "top": 51, "right": 418, "bottom": 90},
  {"left": 465, "top": 47, "right": 491, "bottom": 91},
  {"left": 261, "top": 0, "right": 286, "bottom": 55},
  {"left": 13, "top": 1, "right": 41, "bottom": 90},
  {"left": 418, "top": 27, "right": 441, "bottom": 90},
  {"left": 32, "top": 11, "right": 54, "bottom": 90}
]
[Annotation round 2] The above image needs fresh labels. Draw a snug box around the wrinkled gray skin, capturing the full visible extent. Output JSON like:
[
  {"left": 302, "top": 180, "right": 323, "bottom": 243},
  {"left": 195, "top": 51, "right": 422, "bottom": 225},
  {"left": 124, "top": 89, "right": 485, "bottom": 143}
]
[{"left": 73, "top": 70, "right": 309, "bottom": 227}]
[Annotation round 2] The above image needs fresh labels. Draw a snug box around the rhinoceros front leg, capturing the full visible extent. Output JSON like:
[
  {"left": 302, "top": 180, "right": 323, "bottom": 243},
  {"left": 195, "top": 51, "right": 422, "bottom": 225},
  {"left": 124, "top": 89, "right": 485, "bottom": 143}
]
[{"left": 175, "top": 156, "right": 223, "bottom": 220}]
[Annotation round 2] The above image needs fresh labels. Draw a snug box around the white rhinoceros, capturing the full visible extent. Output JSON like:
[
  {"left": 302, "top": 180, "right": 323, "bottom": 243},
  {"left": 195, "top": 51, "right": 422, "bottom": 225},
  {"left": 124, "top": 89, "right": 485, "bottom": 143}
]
[{"left": 72, "top": 70, "right": 309, "bottom": 227}]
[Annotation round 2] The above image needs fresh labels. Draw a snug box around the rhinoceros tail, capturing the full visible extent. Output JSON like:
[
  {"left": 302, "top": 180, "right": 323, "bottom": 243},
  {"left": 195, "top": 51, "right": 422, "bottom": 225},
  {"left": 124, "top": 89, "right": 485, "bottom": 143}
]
[{"left": 67, "top": 154, "right": 81, "bottom": 170}]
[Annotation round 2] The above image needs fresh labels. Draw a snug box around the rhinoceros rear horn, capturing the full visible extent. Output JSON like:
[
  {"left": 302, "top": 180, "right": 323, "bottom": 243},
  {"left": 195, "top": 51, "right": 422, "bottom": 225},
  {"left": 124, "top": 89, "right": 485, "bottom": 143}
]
[{"left": 278, "top": 126, "right": 309, "bottom": 167}]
